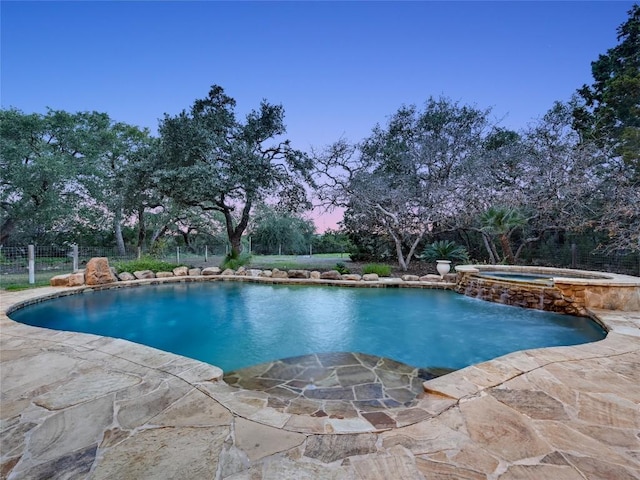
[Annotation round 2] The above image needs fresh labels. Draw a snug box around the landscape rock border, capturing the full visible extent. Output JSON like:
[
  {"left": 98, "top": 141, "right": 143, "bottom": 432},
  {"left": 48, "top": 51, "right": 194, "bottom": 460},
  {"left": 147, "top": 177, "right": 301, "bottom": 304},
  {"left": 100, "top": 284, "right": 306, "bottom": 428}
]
[{"left": 50, "top": 258, "right": 455, "bottom": 288}]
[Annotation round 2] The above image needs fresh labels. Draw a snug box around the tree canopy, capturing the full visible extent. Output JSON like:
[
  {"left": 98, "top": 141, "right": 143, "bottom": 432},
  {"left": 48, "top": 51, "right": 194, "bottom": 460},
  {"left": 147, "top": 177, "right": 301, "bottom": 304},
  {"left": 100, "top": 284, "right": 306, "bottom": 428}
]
[
  {"left": 250, "top": 205, "right": 315, "bottom": 255},
  {"left": 315, "top": 98, "right": 493, "bottom": 270},
  {"left": 571, "top": 5, "right": 640, "bottom": 251},
  {"left": 573, "top": 4, "right": 640, "bottom": 172},
  {"left": 156, "top": 85, "right": 314, "bottom": 257},
  {"left": 0, "top": 109, "right": 111, "bottom": 244}
]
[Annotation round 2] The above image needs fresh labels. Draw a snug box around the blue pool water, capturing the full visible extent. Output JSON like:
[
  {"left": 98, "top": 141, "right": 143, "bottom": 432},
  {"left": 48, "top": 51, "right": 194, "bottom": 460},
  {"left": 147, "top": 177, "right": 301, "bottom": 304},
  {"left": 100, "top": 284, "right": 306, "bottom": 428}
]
[
  {"left": 478, "top": 271, "right": 553, "bottom": 282},
  {"left": 10, "top": 283, "right": 605, "bottom": 372}
]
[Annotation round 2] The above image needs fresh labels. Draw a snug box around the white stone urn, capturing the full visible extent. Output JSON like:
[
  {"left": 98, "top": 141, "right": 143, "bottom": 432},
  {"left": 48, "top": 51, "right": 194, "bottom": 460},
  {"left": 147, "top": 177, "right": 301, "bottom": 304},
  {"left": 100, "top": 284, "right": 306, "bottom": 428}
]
[{"left": 436, "top": 260, "right": 451, "bottom": 279}]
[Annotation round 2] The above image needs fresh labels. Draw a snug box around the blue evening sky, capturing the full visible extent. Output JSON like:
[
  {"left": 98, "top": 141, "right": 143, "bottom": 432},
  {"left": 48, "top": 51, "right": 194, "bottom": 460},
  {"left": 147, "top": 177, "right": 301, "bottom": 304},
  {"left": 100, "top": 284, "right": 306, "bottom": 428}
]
[{"left": 1, "top": 1, "right": 635, "bottom": 229}]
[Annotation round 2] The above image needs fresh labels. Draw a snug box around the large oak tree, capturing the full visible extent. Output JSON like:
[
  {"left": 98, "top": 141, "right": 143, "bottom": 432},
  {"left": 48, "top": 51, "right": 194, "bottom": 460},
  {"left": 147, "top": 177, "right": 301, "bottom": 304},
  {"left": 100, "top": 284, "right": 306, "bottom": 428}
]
[
  {"left": 572, "top": 4, "right": 640, "bottom": 251},
  {"left": 0, "top": 108, "right": 111, "bottom": 244},
  {"left": 315, "top": 98, "right": 493, "bottom": 270},
  {"left": 156, "top": 85, "right": 313, "bottom": 257},
  {"left": 573, "top": 4, "right": 640, "bottom": 172}
]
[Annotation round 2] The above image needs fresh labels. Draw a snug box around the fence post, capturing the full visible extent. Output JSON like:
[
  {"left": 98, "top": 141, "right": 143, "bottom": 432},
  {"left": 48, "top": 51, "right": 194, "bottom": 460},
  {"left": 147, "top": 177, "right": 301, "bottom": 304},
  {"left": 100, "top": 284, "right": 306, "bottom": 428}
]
[
  {"left": 72, "top": 244, "right": 79, "bottom": 271},
  {"left": 571, "top": 243, "right": 577, "bottom": 269},
  {"left": 205, "top": 245, "right": 208, "bottom": 262},
  {"left": 28, "top": 244, "right": 35, "bottom": 284}
]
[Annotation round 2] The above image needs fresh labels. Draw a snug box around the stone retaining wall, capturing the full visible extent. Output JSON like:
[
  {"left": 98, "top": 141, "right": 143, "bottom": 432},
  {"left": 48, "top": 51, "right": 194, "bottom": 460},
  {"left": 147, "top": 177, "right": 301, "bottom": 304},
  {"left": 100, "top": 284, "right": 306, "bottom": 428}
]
[
  {"left": 456, "top": 265, "right": 640, "bottom": 316},
  {"left": 50, "top": 261, "right": 455, "bottom": 288},
  {"left": 555, "top": 281, "right": 640, "bottom": 312},
  {"left": 455, "top": 275, "right": 585, "bottom": 316}
]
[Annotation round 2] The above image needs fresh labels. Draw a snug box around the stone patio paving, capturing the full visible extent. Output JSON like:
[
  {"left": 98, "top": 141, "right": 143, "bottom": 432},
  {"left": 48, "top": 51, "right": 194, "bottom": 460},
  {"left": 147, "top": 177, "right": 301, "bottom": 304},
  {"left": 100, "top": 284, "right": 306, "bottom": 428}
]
[
  {"left": 223, "top": 352, "right": 451, "bottom": 422},
  {"left": 1, "top": 285, "right": 639, "bottom": 479}
]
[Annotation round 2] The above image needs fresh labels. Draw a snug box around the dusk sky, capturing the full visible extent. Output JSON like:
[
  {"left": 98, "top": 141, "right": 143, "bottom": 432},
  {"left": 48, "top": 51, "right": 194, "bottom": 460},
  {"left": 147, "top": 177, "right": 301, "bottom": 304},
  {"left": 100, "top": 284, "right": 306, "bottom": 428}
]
[{"left": 1, "top": 1, "right": 635, "bottom": 231}]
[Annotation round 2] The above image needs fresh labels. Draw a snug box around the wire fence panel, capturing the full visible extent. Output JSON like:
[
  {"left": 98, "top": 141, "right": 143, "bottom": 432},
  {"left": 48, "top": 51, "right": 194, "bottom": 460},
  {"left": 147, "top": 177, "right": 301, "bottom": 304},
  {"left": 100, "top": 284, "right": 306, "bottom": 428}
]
[
  {"left": 1, "top": 243, "right": 638, "bottom": 288},
  {"left": 534, "top": 246, "right": 640, "bottom": 277}
]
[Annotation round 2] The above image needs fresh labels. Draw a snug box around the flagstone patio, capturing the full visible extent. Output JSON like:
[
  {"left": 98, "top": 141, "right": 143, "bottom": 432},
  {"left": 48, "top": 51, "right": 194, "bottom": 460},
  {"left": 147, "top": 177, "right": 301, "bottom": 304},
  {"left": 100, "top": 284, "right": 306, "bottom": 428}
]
[{"left": 1, "top": 285, "right": 639, "bottom": 479}]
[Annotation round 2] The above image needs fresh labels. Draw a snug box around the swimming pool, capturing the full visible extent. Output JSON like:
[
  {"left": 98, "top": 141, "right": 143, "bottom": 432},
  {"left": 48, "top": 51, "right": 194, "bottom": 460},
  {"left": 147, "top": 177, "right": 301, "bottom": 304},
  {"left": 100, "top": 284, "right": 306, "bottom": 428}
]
[
  {"left": 476, "top": 271, "right": 554, "bottom": 284},
  {"left": 9, "top": 282, "right": 606, "bottom": 372}
]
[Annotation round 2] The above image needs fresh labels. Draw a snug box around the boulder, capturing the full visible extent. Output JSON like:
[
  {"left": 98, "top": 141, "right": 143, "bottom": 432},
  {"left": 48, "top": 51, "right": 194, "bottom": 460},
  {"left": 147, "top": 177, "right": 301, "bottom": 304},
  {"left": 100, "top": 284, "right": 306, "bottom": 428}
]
[
  {"left": 420, "top": 274, "right": 441, "bottom": 282},
  {"left": 202, "top": 267, "right": 221, "bottom": 276},
  {"left": 271, "top": 269, "right": 289, "bottom": 279},
  {"left": 288, "top": 269, "right": 310, "bottom": 279},
  {"left": 248, "top": 269, "right": 262, "bottom": 277},
  {"left": 50, "top": 274, "right": 71, "bottom": 287},
  {"left": 235, "top": 267, "right": 248, "bottom": 276},
  {"left": 134, "top": 270, "right": 155, "bottom": 280},
  {"left": 188, "top": 268, "right": 202, "bottom": 276},
  {"left": 118, "top": 272, "right": 135, "bottom": 281},
  {"left": 85, "top": 257, "right": 117, "bottom": 285},
  {"left": 320, "top": 270, "right": 342, "bottom": 280},
  {"left": 259, "top": 270, "right": 273, "bottom": 278},
  {"left": 362, "top": 273, "right": 379, "bottom": 282},
  {"left": 156, "top": 271, "right": 174, "bottom": 278},
  {"left": 68, "top": 272, "right": 85, "bottom": 286},
  {"left": 221, "top": 268, "right": 235, "bottom": 276},
  {"left": 310, "top": 271, "right": 321, "bottom": 280},
  {"left": 173, "top": 266, "right": 189, "bottom": 276},
  {"left": 401, "top": 275, "right": 420, "bottom": 282},
  {"left": 342, "top": 274, "right": 362, "bottom": 281}
]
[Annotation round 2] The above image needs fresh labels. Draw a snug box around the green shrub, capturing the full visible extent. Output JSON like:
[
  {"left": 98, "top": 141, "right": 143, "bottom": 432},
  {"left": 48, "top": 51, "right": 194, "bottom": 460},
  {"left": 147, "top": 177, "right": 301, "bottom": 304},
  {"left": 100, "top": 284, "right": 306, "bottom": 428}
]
[
  {"left": 362, "top": 263, "right": 392, "bottom": 277},
  {"left": 420, "top": 240, "right": 470, "bottom": 265},
  {"left": 335, "top": 262, "right": 350, "bottom": 274},
  {"left": 221, "top": 253, "right": 252, "bottom": 270},
  {"left": 112, "top": 257, "right": 181, "bottom": 274}
]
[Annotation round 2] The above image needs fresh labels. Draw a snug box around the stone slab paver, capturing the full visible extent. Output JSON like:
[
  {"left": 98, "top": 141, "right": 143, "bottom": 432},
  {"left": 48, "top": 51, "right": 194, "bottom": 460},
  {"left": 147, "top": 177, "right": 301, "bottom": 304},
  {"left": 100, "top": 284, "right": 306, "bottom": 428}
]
[
  {"left": 1, "top": 287, "right": 639, "bottom": 479},
  {"left": 224, "top": 352, "right": 443, "bottom": 425},
  {"left": 233, "top": 417, "right": 306, "bottom": 462}
]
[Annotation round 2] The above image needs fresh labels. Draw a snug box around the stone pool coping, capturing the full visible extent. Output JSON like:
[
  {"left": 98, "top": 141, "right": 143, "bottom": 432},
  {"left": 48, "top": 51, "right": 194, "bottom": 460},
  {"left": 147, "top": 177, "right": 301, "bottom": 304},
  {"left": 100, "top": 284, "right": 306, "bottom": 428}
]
[
  {"left": 2, "top": 278, "right": 640, "bottom": 478},
  {"left": 456, "top": 264, "right": 640, "bottom": 286}
]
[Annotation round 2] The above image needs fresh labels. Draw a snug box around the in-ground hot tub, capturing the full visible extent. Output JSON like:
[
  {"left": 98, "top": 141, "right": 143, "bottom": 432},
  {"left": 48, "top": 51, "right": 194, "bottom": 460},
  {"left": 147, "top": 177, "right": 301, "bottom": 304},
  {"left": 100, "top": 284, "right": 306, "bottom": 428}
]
[{"left": 455, "top": 265, "right": 640, "bottom": 315}]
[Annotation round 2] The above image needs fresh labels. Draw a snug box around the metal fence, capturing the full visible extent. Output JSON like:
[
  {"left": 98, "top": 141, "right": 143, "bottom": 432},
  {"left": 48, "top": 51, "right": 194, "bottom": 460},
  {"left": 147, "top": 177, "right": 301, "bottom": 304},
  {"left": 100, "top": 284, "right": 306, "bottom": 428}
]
[
  {"left": 524, "top": 244, "right": 640, "bottom": 277},
  {"left": 1, "top": 242, "right": 638, "bottom": 287},
  {"left": 0, "top": 244, "right": 226, "bottom": 287}
]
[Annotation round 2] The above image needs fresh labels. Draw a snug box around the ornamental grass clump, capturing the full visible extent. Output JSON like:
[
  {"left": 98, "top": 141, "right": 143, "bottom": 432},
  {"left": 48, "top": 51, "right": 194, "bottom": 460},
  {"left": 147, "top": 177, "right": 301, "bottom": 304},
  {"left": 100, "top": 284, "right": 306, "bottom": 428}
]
[
  {"left": 220, "top": 253, "right": 252, "bottom": 270},
  {"left": 362, "top": 263, "right": 392, "bottom": 277},
  {"left": 335, "top": 262, "right": 350, "bottom": 274},
  {"left": 113, "top": 257, "right": 181, "bottom": 274}
]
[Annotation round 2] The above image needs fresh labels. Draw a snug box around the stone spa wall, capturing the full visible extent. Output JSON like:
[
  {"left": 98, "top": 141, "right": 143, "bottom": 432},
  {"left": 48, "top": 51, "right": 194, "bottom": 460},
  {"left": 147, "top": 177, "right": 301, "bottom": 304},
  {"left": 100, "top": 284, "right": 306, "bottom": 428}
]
[{"left": 455, "top": 266, "right": 640, "bottom": 317}]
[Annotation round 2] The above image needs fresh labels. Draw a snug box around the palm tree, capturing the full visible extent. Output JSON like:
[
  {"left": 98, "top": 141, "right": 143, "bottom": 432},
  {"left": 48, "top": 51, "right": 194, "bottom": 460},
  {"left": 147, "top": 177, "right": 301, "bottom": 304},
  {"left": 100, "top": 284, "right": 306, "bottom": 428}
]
[{"left": 479, "top": 206, "right": 527, "bottom": 264}]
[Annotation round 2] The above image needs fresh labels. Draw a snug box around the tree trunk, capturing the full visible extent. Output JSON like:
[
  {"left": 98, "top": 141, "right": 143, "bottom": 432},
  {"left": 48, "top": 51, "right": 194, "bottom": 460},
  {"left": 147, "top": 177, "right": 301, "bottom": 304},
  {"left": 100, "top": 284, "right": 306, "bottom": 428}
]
[
  {"left": 229, "top": 231, "right": 243, "bottom": 258},
  {"left": 136, "top": 207, "right": 146, "bottom": 249},
  {"left": 181, "top": 230, "right": 196, "bottom": 253},
  {"left": 388, "top": 228, "right": 424, "bottom": 271},
  {"left": 392, "top": 235, "right": 408, "bottom": 271},
  {"left": 0, "top": 217, "right": 15, "bottom": 244},
  {"left": 114, "top": 209, "right": 126, "bottom": 256},
  {"left": 500, "top": 234, "right": 516, "bottom": 264},
  {"left": 221, "top": 199, "right": 253, "bottom": 258},
  {"left": 482, "top": 232, "right": 497, "bottom": 264},
  {"left": 150, "top": 225, "right": 168, "bottom": 255}
]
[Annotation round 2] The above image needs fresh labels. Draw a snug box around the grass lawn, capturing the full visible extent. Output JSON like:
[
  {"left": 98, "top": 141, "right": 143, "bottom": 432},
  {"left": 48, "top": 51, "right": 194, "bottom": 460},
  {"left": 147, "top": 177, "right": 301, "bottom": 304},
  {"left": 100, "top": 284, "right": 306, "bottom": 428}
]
[
  {"left": 0, "top": 253, "right": 354, "bottom": 290},
  {"left": 249, "top": 253, "right": 350, "bottom": 270},
  {"left": 0, "top": 272, "right": 59, "bottom": 291}
]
